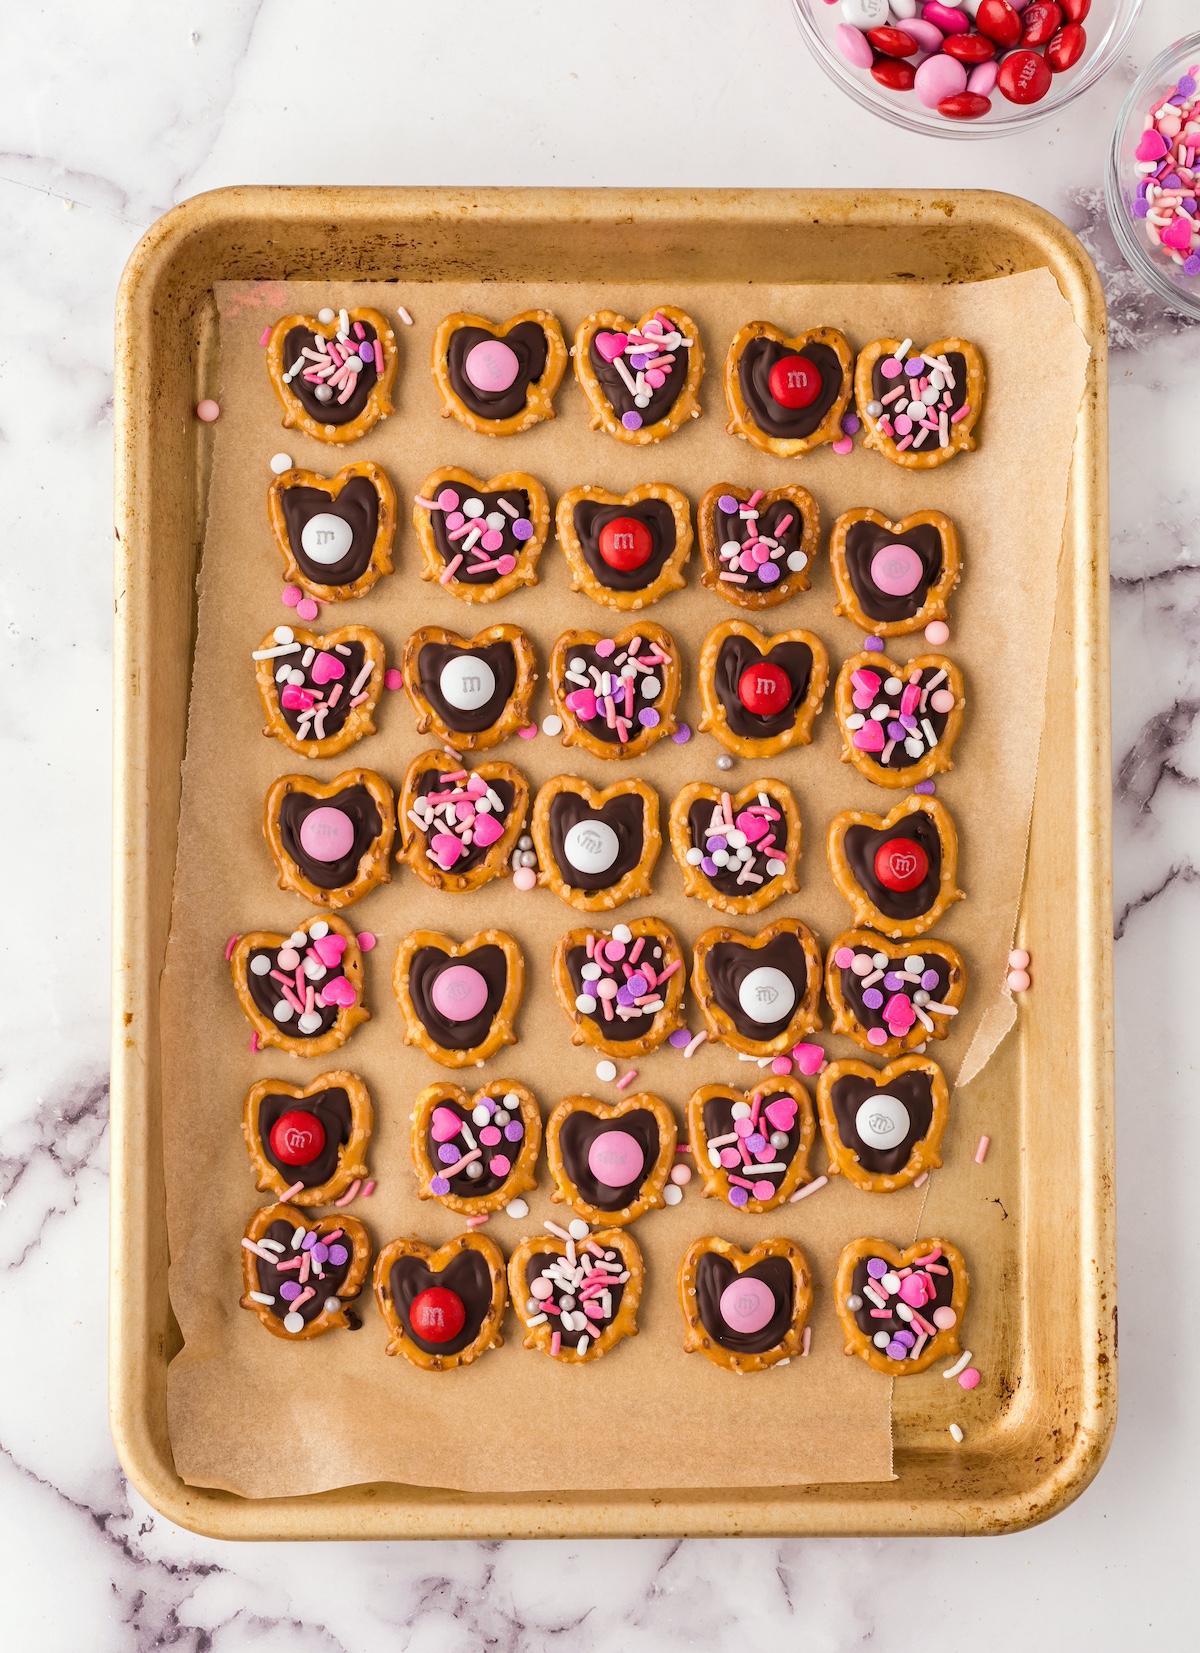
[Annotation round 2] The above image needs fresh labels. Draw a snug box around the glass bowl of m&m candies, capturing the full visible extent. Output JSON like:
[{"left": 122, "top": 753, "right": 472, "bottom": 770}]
[
  {"left": 1106, "top": 34, "right": 1200, "bottom": 320},
  {"left": 792, "top": 0, "right": 1144, "bottom": 135}
]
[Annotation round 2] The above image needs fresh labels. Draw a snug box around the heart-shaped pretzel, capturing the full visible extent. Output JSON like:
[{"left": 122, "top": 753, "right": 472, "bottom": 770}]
[
  {"left": 697, "top": 482, "right": 821, "bottom": 608},
  {"left": 266, "top": 307, "right": 398, "bottom": 444},
  {"left": 723, "top": 322, "right": 854, "bottom": 457},
  {"left": 432, "top": 309, "right": 568, "bottom": 436},
  {"left": 686, "top": 1077, "right": 816, "bottom": 1213},
  {"left": 412, "top": 465, "right": 550, "bottom": 602},
  {"left": 509, "top": 1228, "right": 644, "bottom": 1364},
  {"left": 392, "top": 928, "right": 524, "bottom": 1068},
  {"left": 256, "top": 624, "right": 386, "bottom": 760},
  {"left": 230, "top": 914, "right": 369, "bottom": 1057},
  {"left": 817, "top": 1053, "right": 950, "bottom": 1192},
  {"left": 551, "top": 916, "right": 686, "bottom": 1056},
  {"left": 373, "top": 1233, "right": 507, "bottom": 1370},
  {"left": 555, "top": 484, "right": 693, "bottom": 610},
  {"left": 835, "top": 1236, "right": 968, "bottom": 1375},
  {"left": 411, "top": 1079, "right": 541, "bottom": 1214},
  {"left": 240, "top": 1203, "right": 370, "bottom": 1340},
  {"left": 829, "top": 508, "right": 961, "bottom": 637},
  {"left": 698, "top": 619, "right": 829, "bottom": 759},
  {"left": 855, "top": 336, "right": 984, "bottom": 469},
  {"left": 669, "top": 778, "right": 801, "bottom": 916},
  {"left": 549, "top": 621, "right": 681, "bottom": 760},
  {"left": 826, "top": 929, "right": 967, "bottom": 1058},
  {"left": 266, "top": 460, "right": 396, "bottom": 603},
  {"left": 692, "top": 917, "right": 823, "bottom": 1057},
  {"left": 402, "top": 623, "right": 538, "bottom": 751},
  {"left": 398, "top": 749, "right": 529, "bottom": 894},
  {"left": 827, "top": 795, "right": 963, "bottom": 939},
  {"left": 532, "top": 775, "right": 660, "bottom": 911},
  {"left": 678, "top": 1236, "right": 813, "bottom": 1373},
  {"left": 573, "top": 305, "right": 704, "bottom": 445},
  {"left": 835, "top": 650, "right": 965, "bottom": 788},
  {"left": 263, "top": 767, "right": 394, "bottom": 908},
  {"left": 242, "top": 1071, "right": 373, "bottom": 1206},
  {"left": 545, "top": 1092, "right": 676, "bottom": 1224}
]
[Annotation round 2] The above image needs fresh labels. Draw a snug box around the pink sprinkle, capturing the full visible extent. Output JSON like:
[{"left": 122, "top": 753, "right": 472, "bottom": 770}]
[
  {"left": 373, "top": 340, "right": 384, "bottom": 373},
  {"left": 334, "top": 1179, "right": 362, "bottom": 1207},
  {"left": 913, "top": 1171, "right": 929, "bottom": 1187},
  {"left": 770, "top": 1056, "right": 792, "bottom": 1075},
  {"left": 383, "top": 669, "right": 402, "bottom": 691},
  {"left": 832, "top": 436, "right": 853, "bottom": 456},
  {"left": 361, "top": 1180, "right": 375, "bottom": 1198},
  {"left": 616, "top": 1069, "right": 637, "bottom": 1091},
  {"left": 224, "top": 935, "right": 239, "bottom": 961},
  {"left": 683, "top": 1032, "right": 707, "bottom": 1057},
  {"left": 959, "top": 1368, "right": 981, "bottom": 1390},
  {"left": 792, "top": 1042, "right": 824, "bottom": 1076},
  {"left": 296, "top": 598, "right": 319, "bottom": 621},
  {"left": 281, "top": 584, "right": 303, "bottom": 608},
  {"left": 801, "top": 1325, "right": 812, "bottom": 1357},
  {"left": 259, "top": 326, "right": 271, "bottom": 346},
  {"left": 975, "top": 1136, "right": 990, "bottom": 1164},
  {"left": 789, "top": 1175, "right": 828, "bottom": 1203},
  {"left": 950, "top": 404, "right": 972, "bottom": 424},
  {"left": 518, "top": 725, "right": 538, "bottom": 739},
  {"left": 440, "top": 554, "right": 463, "bottom": 585},
  {"left": 356, "top": 931, "right": 376, "bottom": 951},
  {"left": 250, "top": 1032, "right": 259, "bottom": 1052},
  {"left": 279, "top": 1180, "right": 305, "bottom": 1202},
  {"left": 466, "top": 1213, "right": 490, "bottom": 1228},
  {"left": 550, "top": 1331, "right": 562, "bottom": 1357}
]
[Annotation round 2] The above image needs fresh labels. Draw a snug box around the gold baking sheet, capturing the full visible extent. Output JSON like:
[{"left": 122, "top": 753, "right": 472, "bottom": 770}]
[{"left": 112, "top": 188, "right": 1113, "bottom": 1538}]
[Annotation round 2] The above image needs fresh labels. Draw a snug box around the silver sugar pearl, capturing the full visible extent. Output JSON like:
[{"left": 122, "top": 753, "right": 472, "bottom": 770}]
[
  {"left": 518, "top": 834, "right": 533, "bottom": 850},
  {"left": 866, "top": 400, "right": 883, "bottom": 418},
  {"left": 519, "top": 850, "right": 538, "bottom": 868},
  {"left": 770, "top": 1130, "right": 789, "bottom": 1150},
  {"left": 465, "top": 1161, "right": 484, "bottom": 1180},
  {"left": 716, "top": 755, "right": 734, "bottom": 771}
]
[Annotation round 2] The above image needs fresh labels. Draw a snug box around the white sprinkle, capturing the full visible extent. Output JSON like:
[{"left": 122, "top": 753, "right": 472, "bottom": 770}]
[
  {"left": 949, "top": 1423, "right": 964, "bottom": 1443},
  {"left": 252, "top": 642, "right": 300, "bottom": 660},
  {"left": 249, "top": 1291, "right": 275, "bottom": 1305},
  {"left": 943, "top": 1350, "right": 972, "bottom": 1379},
  {"left": 568, "top": 1219, "right": 590, "bottom": 1241},
  {"left": 663, "top": 1184, "right": 683, "bottom": 1205},
  {"left": 526, "top": 1312, "right": 547, "bottom": 1327},
  {"left": 284, "top": 1312, "right": 305, "bottom": 1334},
  {"left": 542, "top": 715, "right": 563, "bottom": 736},
  {"left": 595, "top": 1060, "right": 617, "bottom": 1082},
  {"left": 577, "top": 1334, "right": 590, "bottom": 1356},
  {"left": 398, "top": 305, "right": 413, "bottom": 325}
]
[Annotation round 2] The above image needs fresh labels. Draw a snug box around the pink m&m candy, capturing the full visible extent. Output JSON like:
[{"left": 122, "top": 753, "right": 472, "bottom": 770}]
[
  {"left": 870, "top": 543, "right": 923, "bottom": 597},
  {"left": 914, "top": 53, "right": 967, "bottom": 108},
  {"left": 430, "top": 965, "right": 489, "bottom": 1022},
  {"left": 298, "top": 806, "right": 356, "bottom": 864},
  {"left": 464, "top": 339, "right": 520, "bottom": 393},
  {"left": 922, "top": 2, "right": 971, "bottom": 32},
  {"left": 834, "top": 23, "right": 874, "bottom": 70},
  {"left": 718, "top": 1276, "right": 776, "bottom": 1336},
  {"left": 587, "top": 1129, "right": 645, "bottom": 1188},
  {"left": 903, "top": 18, "right": 946, "bottom": 52}
]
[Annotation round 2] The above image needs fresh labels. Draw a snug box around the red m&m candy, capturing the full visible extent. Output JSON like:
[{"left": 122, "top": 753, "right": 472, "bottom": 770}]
[
  {"left": 269, "top": 1109, "right": 326, "bottom": 1167},
  {"left": 874, "top": 837, "right": 929, "bottom": 893},
  {"left": 872, "top": 58, "right": 916, "bottom": 91},
  {"left": 737, "top": 662, "right": 792, "bottom": 716},
  {"left": 598, "top": 515, "right": 653, "bottom": 572},
  {"left": 409, "top": 1286, "right": 466, "bottom": 1343},
  {"left": 768, "top": 354, "right": 820, "bottom": 410},
  {"left": 866, "top": 26, "right": 918, "bottom": 59},
  {"left": 1020, "top": 1, "right": 1062, "bottom": 47},
  {"left": 939, "top": 91, "right": 993, "bottom": 119},
  {"left": 975, "top": 0, "right": 1021, "bottom": 49},
  {"left": 942, "top": 33, "right": 996, "bottom": 64},
  {"left": 1046, "top": 22, "right": 1085, "bottom": 72},
  {"left": 997, "top": 48, "right": 1052, "bottom": 104}
]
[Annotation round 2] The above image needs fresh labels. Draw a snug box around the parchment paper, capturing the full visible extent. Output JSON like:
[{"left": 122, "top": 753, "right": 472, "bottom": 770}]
[{"left": 163, "top": 272, "right": 1089, "bottom": 1498}]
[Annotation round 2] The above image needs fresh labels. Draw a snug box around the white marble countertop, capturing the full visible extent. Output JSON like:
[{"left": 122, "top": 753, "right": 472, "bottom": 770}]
[{"left": 2, "top": 0, "right": 1196, "bottom": 1644}]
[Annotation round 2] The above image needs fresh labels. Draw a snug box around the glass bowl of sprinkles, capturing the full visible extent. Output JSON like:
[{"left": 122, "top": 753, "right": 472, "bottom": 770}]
[
  {"left": 792, "top": 0, "right": 1144, "bottom": 137},
  {"left": 1106, "top": 33, "right": 1200, "bottom": 321}
]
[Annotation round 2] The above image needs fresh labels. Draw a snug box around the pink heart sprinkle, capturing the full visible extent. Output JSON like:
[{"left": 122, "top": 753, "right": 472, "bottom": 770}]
[
  {"left": 311, "top": 652, "right": 345, "bottom": 685},
  {"left": 566, "top": 687, "right": 597, "bottom": 721},
  {"left": 735, "top": 811, "right": 768, "bottom": 844},
  {"left": 595, "top": 331, "right": 628, "bottom": 362},
  {"left": 311, "top": 933, "right": 347, "bottom": 968},
  {"left": 280, "top": 686, "right": 314, "bottom": 711},
  {"left": 854, "top": 721, "right": 885, "bottom": 752},
  {"left": 472, "top": 813, "right": 504, "bottom": 847},
  {"left": 1163, "top": 216, "right": 1193, "bottom": 250},
  {"left": 431, "top": 832, "right": 464, "bottom": 866},
  {"left": 320, "top": 975, "right": 357, "bottom": 1007},
  {"left": 431, "top": 1106, "right": 462, "bottom": 1143},
  {"left": 792, "top": 1042, "right": 824, "bottom": 1076},
  {"left": 764, "top": 1098, "right": 798, "bottom": 1130},
  {"left": 1135, "top": 129, "right": 1169, "bottom": 163},
  {"left": 899, "top": 1274, "right": 929, "bottom": 1307},
  {"left": 852, "top": 689, "right": 876, "bottom": 710}
]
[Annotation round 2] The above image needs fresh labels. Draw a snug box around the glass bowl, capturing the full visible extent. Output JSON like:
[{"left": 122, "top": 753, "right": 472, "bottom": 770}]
[
  {"left": 792, "top": 0, "right": 1145, "bottom": 138},
  {"left": 1106, "top": 31, "right": 1200, "bottom": 321}
]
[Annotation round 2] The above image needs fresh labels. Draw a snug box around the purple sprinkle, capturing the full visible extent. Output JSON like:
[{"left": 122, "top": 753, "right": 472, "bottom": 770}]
[
  {"left": 883, "top": 973, "right": 903, "bottom": 991},
  {"left": 476, "top": 1096, "right": 497, "bottom": 1116},
  {"left": 668, "top": 1028, "right": 692, "bottom": 1048},
  {"left": 279, "top": 1281, "right": 302, "bottom": 1301},
  {"left": 638, "top": 707, "right": 660, "bottom": 728},
  {"left": 899, "top": 714, "right": 918, "bottom": 732},
  {"left": 1185, "top": 254, "right": 1200, "bottom": 276},
  {"left": 921, "top": 969, "right": 940, "bottom": 991},
  {"left": 841, "top": 412, "right": 861, "bottom": 435},
  {"left": 621, "top": 410, "right": 643, "bottom": 430},
  {"left": 301, "top": 1231, "right": 316, "bottom": 1251},
  {"left": 1178, "top": 75, "right": 1196, "bottom": 96},
  {"left": 701, "top": 856, "right": 719, "bottom": 876},
  {"left": 629, "top": 354, "right": 651, "bottom": 370},
  {"left": 746, "top": 1134, "right": 766, "bottom": 1154},
  {"left": 707, "top": 835, "right": 728, "bottom": 852},
  {"left": 1180, "top": 199, "right": 1197, "bottom": 216},
  {"left": 1138, "top": 179, "right": 1151, "bottom": 199},
  {"left": 1131, "top": 198, "right": 1149, "bottom": 221},
  {"left": 512, "top": 518, "right": 533, "bottom": 541},
  {"left": 1164, "top": 174, "right": 1183, "bottom": 190},
  {"left": 504, "top": 1120, "right": 524, "bottom": 1142},
  {"left": 430, "top": 1175, "right": 450, "bottom": 1195},
  {"left": 728, "top": 1186, "right": 749, "bottom": 1208},
  {"left": 864, "top": 636, "right": 884, "bottom": 652},
  {"left": 887, "top": 720, "right": 907, "bottom": 741},
  {"left": 627, "top": 973, "right": 648, "bottom": 997},
  {"left": 904, "top": 358, "right": 924, "bottom": 377},
  {"left": 616, "top": 987, "right": 636, "bottom": 1007},
  {"left": 895, "top": 1329, "right": 916, "bottom": 1348},
  {"left": 758, "top": 561, "right": 780, "bottom": 583},
  {"left": 866, "top": 1258, "right": 888, "bottom": 1279},
  {"left": 717, "top": 493, "right": 739, "bottom": 514},
  {"left": 862, "top": 988, "right": 884, "bottom": 1010},
  {"left": 438, "top": 1143, "right": 460, "bottom": 1165},
  {"left": 887, "top": 1341, "right": 908, "bottom": 1360},
  {"left": 1169, "top": 93, "right": 1188, "bottom": 106},
  {"left": 672, "top": 724, "right": 691, "bottom": 744},
  {"left": 311, "top": 1243, "right": 329, "bottom": 1264},
  {"left": 913, "top": 779, "right": 936, "bottom": 795},
  {"left": 327, "top": 1244, "right": 348, "bottom": 1265}
]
